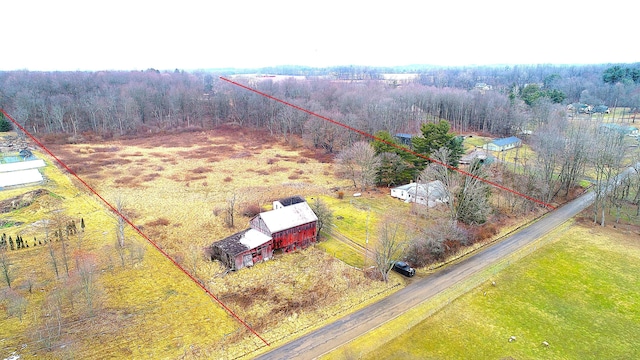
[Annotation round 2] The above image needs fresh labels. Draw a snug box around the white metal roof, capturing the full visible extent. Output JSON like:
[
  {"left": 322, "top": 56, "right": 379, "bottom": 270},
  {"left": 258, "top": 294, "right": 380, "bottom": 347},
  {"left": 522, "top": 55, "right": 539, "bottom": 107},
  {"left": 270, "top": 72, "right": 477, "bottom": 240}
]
[
  {"left": 239, "top": 229, "right": 272, "bottom": 250},
  {"left": 0, "top": 159, "right": 46, "bottom": 173},
  {"left": 0, "top": 169, "right": 43, "bottom": 187},
  {"left": 259, "top": 201, "right": 318, "bottom": 233}
]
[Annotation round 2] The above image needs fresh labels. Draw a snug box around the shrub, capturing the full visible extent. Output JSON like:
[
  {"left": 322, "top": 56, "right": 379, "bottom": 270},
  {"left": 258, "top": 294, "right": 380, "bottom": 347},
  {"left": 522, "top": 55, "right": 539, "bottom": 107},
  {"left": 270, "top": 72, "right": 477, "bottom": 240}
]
[
  {"left": 223, "top": 176, "right": 233, "bottom": 182},
  {"left": 146, "top": 217, "right": 171, "bottom": 227},
  {"left": 241, "top": 203, "right": 262, "bottom": 218},
  {"left": 0, "top": 114, "right": 12, "bottom": 132}
]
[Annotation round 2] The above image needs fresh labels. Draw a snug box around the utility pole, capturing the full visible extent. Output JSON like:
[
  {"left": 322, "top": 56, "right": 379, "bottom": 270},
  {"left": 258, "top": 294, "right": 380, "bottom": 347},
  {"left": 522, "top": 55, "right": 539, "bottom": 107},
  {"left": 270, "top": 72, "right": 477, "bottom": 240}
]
[{"left": 364, "top": 209, "right": 370, "bottom": 269}]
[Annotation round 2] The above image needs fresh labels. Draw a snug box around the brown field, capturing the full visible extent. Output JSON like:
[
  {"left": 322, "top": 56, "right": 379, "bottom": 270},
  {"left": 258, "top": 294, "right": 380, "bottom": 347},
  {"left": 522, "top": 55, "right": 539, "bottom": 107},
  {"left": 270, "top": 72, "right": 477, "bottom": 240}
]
[{"left": 1, "top": 127, "right": 401, "bottom": 359}]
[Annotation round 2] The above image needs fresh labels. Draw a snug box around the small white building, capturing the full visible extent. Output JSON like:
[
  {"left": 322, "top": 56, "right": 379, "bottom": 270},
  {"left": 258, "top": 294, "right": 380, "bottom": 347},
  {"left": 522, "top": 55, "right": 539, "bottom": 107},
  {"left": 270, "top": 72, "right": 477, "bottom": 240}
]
[
  {"left": 391, "top": 180, "right": 448, "bottom": 207},
  {"left": 0, "top": 158, "right": 46, "bottom": 188}
]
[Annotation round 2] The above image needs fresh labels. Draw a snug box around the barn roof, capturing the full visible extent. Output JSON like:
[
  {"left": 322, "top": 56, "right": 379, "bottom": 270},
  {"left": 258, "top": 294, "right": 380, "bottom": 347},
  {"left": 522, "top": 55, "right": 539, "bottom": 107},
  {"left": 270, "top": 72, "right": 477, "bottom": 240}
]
[
  {"left": 258, "top": 201, "right": 318, "bottom": 233},
  {"left": 491, "top": 136, "right": 521, "bottom": 147},
  {"left": 212, "top": 229, "right": 272, "bottom": 257}
]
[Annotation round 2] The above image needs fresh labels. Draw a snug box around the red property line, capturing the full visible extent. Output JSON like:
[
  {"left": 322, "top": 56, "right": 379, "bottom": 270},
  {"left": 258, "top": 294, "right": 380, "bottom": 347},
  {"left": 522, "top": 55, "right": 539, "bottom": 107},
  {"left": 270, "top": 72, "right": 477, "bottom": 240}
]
[
  {"left": 0, "top": 109, "right": 270, "bottom": 347},
  {"left": 219, "top": 77, "right": 556, "bottom": 210}
]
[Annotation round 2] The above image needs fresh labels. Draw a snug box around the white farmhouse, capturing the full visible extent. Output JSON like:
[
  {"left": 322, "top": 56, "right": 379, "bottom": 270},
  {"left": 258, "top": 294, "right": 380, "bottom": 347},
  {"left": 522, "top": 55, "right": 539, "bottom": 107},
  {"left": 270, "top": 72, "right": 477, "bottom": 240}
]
[{"left": 390, "top": 180, "right": 448, "bottom": 207}]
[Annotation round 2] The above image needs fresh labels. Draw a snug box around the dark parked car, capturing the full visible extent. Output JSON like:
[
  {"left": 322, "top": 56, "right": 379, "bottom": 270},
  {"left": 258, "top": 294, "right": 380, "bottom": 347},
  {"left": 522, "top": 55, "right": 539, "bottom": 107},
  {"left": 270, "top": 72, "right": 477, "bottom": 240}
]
[{"left": 392, "top": 261, "right": 415, "bottom": 277}]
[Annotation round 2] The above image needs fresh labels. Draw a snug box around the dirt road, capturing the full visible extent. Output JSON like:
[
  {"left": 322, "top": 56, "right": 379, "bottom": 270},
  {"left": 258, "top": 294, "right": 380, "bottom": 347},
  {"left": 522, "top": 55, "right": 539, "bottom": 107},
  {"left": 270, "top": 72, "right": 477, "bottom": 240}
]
[{"left": 256, "top": 191, "right": 595, "bottom": 360}]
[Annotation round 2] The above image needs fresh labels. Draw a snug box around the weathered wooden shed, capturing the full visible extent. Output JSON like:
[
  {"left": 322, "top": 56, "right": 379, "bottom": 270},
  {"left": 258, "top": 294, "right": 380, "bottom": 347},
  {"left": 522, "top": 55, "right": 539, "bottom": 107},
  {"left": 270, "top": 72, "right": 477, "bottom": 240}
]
[
  {"left": 250, "top": 201, "right": 318, "bottom": 252},
  {"left": 209, "top": 229, "right": 273, "bottom": 270}
]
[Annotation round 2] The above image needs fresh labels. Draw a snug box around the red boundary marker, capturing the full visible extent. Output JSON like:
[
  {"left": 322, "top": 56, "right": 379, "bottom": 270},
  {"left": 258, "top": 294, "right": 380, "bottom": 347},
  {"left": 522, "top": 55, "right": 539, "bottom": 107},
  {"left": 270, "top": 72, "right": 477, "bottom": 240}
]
[
  {"left": 220, "top": 76, "right": 556, "bottom": 210},
  {"left": 0, "top": 109, "right": 270, "bottom": 347}
]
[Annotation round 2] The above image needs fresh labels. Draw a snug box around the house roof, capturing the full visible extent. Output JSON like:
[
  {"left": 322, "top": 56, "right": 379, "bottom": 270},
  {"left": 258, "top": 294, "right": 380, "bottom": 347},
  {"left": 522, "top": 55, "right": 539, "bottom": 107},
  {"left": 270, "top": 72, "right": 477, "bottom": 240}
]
[
  {"left": 395, "top": 133, "right": 413, "bottom": 139},
  {"left": 258, "top": 201, "right": 318, "bottom": 233},
  {"left": 601, "top": 123, "right": 637, "bottom": 133},
  {"left": 407, "top": 180, "right": 447, "bottom": 199},
  {"left": 212, "top": 228, "right": 272, "bottom": 257},
  {"left": 460, "top": 149, "right": 490, "bottom": 164},
  {"left": 491, "top": 136, "right": 521, "bottom": 147},
  {"left": 275, "top": 195, "right": 305, "bottom": 207},
  {"left": 392, "top": 183, "right": 418, "bottom": 191}
]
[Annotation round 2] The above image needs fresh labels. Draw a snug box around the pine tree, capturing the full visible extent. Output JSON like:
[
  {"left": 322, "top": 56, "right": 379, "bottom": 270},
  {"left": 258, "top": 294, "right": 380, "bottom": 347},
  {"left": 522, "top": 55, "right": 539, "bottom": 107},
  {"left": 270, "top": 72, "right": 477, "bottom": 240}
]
[{"left": 0, "top": 113, "right": 12, "bottom": 132}]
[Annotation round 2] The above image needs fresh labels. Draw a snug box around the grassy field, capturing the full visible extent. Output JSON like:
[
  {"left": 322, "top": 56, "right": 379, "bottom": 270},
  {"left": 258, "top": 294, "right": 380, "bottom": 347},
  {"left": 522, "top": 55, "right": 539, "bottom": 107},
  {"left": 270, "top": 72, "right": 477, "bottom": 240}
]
[
  {"left": 327, "top": 221, "right": 640, "bottom": 359},
  {"left": 0, "top": 129, "right": 402, "bottom": 359}
]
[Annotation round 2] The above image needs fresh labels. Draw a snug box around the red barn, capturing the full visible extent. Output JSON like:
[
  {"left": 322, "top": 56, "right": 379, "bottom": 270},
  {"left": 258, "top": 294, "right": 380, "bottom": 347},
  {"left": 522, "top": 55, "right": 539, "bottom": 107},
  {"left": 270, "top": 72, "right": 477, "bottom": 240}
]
[
  {"left": 209, "top": 229, "right": 273, "bottom": 270},
  {"left": 249, "top": 201, "right": 318, "bottom": 252}
]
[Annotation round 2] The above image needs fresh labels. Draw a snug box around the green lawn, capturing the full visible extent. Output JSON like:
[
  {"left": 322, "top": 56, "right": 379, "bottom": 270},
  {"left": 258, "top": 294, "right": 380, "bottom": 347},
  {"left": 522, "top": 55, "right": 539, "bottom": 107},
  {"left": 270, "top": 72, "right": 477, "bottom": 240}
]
[
  {"left": 329, "top": 223, "right": 640, "bottom": 359},
  {"left": 315, "top": 237, "right": 365, "bottom": 268},
  {"left": 313, "top": 194, "right": 412, "bottom": 248}
]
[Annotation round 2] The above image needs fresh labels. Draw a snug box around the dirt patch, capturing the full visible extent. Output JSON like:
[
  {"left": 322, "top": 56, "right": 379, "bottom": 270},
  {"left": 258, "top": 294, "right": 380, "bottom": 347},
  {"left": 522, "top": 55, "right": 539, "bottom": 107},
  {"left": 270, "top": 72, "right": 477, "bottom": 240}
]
[{"left": 0, "top": 189, "right": 49, "bottom": 213}]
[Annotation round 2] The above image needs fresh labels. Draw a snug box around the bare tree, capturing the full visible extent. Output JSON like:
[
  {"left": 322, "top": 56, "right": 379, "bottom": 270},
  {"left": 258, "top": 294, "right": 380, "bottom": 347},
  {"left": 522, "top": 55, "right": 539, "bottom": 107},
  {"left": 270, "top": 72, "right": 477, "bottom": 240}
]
[
  {"left": 45, "top": 221, "right": 60, "bottom": 279},
  {"left": 75, "top": 252, "right": 100, "bottom": 316},
  {"left": 3, "top": 288, "right": 27, "bottom": 321},
  {"left": 50, "top": 211, "right": 71, "bottom": 277},
  {"left": 310, "top": 198, "right": 333, "bottom": 240},
  {"left": 609, "top": 174, "right": 631, "bottom": 224},
  {"left": 115, "top": 197, "right": 126, "bottom": 248},
  {"left": 373, "top": 219, "right": 408, "bottom": 282},
  {"left": 420, "top": 148, "right": 490, "bottom": 224},
  {"left": 591, "top": 126, "right": 626, "bottom": 226},
  {"left": 336, "top": 141, "right": 381, "bottom": 191},
  {"left": 0, "top": 244, "right": 12, "bottom": 288},
  {"left": 225, "top": 193, "right": 238, "bottom": 228}
]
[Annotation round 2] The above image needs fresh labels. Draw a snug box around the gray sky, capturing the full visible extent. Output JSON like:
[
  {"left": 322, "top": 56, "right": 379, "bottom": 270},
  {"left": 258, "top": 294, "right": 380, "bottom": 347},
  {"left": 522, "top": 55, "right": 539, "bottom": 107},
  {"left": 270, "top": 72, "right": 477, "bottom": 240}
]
[{"left": 3, "top": 0, "right": 637, "bottom": 71}]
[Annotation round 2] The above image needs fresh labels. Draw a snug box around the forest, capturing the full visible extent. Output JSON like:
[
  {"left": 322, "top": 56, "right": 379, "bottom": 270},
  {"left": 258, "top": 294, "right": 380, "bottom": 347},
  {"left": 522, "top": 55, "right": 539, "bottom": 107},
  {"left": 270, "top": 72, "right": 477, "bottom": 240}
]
[
  {"left": 1, "top": 63, "right": 639, "bottom": 228},
  {"left": 0, "top": 64, "right": 638, "bottom": 142}
]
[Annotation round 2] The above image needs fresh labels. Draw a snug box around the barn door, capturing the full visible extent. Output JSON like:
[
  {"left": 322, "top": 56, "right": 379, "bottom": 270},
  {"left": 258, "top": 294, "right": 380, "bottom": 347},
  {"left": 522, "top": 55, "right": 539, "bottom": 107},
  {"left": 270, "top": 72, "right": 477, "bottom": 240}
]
[{"left": 243, "top": 254, "right": 253, "bottom": 267}]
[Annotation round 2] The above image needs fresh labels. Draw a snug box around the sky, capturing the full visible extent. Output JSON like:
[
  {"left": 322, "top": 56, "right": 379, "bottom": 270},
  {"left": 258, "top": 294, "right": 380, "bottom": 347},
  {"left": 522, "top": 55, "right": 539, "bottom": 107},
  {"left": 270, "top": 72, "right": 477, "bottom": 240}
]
[{"left": 2, "top": 0, "right": 638, "bottom": 71}]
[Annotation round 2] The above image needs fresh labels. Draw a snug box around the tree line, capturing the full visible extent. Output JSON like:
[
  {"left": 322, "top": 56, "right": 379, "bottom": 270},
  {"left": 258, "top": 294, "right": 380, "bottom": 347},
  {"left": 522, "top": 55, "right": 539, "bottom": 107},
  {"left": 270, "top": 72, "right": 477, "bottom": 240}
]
[{"left": 0, "top": 64, "right": 637, "bottom": 145}]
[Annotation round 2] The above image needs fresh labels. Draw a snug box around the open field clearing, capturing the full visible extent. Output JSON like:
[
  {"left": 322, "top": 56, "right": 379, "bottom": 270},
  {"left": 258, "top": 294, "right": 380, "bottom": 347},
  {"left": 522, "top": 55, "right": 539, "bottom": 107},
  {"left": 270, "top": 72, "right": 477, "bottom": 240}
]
[
  {"left": 1, "top": 128, "right": 406, "bottom": 358},
  {"left": 328, "top": 221, "right": 640, "bottom": 359},
  {"left": 1, "top": 145, "right": 237, "bottom": 358}
]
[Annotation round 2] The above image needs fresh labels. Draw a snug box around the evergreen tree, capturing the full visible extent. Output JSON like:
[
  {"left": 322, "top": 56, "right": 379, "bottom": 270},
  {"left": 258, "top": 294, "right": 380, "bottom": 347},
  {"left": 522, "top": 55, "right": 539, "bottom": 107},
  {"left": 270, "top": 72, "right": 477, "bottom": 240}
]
[
  {"left": 372, "top": 131, "right": 420, "bottom": 185},
  {"left": 0, "top": 113, "right": 12, "bottom": 132},
  {"left": 412, "top": 121, "right": 464, "bottom": 168}
]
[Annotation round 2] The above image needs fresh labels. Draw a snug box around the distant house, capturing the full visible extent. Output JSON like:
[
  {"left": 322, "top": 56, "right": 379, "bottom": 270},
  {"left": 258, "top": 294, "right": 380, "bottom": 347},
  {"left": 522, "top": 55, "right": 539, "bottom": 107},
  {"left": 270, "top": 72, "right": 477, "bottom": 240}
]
[
  {"left": 250, "top": 201, "right": 318, "bottom": 252},
  {"left": 592, "top": 105, "right": 610, "bottom": 114},
  {"left": 474, "top": 82, "right": 493, "bottom": 91},
  {"left": 483, "top": 137, "right": 522, "bottom": 152},
  {"left": 19, "top": 149, "right": 33, "bottom": 160},
  {"left": 391, "top": 180, "right": 448, "bottom": 207},
  {"left": 601, "top": 123, "right": 638, "bottom": 136},
  {"left": 459, "top": 149, "right": 491, "bottom": 165},
  {"left": 394, "top": 133, "right": 413, "bottom": 147},
  {"left": 390, "top": 183, "right": 415, "bottom": 201}
]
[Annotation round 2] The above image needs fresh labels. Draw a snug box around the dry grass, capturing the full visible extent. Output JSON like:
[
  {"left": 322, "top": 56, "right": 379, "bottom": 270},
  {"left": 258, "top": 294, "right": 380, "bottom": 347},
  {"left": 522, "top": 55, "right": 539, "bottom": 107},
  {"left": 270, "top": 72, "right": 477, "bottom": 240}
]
[{"left": 2, "top": 127, "right": 396, "bottom": 358}]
